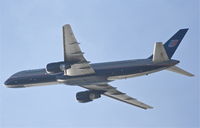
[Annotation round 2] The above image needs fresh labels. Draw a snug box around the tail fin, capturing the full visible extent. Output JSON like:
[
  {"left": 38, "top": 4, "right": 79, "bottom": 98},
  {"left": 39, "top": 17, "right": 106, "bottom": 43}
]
[
  {"left": 149, "top": 29, "right": 189, "bottom": 59},
  {"left": 148, "top": 29, "right": 194, "bottom": 77}
]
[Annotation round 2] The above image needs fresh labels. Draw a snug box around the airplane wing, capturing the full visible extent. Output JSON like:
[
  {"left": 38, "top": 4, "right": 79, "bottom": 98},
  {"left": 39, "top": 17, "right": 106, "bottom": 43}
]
[
  {"left": 82, "top": 84, "right": 153, "bottom": 109},
  {"left": 63, "top": 24, "right": 95, "bottom": 76}
]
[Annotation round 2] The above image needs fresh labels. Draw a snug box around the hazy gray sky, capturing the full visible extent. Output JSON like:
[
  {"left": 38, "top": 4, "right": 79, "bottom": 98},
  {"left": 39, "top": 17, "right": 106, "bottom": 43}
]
[{"left": 0, "top": 0, "right": 199, "bottom": 128}]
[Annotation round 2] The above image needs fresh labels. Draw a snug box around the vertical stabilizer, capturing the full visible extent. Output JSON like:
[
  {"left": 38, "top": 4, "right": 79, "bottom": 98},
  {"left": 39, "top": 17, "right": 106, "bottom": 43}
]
[{"left": 149, "top": 29, "right": 188, "bottom": 59}]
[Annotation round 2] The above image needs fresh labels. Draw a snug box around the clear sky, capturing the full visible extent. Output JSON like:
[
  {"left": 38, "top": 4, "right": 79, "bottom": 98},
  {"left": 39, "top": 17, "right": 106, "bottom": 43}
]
[{"left": 0, "top": 0, "right": 199, "bottom": 128}]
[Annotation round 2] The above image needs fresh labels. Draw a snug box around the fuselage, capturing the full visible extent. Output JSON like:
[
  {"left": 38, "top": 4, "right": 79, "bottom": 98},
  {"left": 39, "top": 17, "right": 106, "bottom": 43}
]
[{"left": 4, "top": 59, "right": 179, "bottom": 88}]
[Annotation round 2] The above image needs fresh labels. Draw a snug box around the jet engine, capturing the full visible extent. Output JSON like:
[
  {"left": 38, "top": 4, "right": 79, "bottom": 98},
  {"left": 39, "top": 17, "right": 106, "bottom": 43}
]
[
  {"left": 76, "top": 90, "right": 103, "bottom": 103},
  {"left": 46, "top": 61, "right": 70, "bottom": 74}
]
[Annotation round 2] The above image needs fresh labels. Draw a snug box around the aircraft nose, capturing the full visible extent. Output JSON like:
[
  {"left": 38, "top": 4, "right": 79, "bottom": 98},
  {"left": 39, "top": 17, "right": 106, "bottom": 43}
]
[
  {"left": 4, "top": 79, "right": 22, "bottom": 88},
  {"left": 4, "top": 79, "right": 11, "bottom": 85},
  {"left": 4, "top": 80, "right": 9, "bottom": 85}
]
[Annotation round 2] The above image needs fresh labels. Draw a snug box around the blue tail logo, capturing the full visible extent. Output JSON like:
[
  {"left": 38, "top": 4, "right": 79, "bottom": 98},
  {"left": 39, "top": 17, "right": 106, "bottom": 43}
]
[{"left": 168, "top": 40, "right": 179, "bottom": 47}]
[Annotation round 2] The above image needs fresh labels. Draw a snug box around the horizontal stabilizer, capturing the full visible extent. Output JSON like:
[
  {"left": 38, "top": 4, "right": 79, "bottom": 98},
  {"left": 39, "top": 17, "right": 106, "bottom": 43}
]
[
  {"left": 153, "top": 42, "right": 169, "bottom": 62},
  {"left": 167, "top": 66, "right": 194, "bottom": 77}
]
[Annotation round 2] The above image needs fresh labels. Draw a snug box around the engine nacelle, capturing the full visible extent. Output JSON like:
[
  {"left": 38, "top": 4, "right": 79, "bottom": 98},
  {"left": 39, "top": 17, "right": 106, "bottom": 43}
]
[
  {"left": 46, "top": 61, "right": 70, "bottom": 74},
  {"left": 76, "top": 90, "right": 102, "bottom": 103}
]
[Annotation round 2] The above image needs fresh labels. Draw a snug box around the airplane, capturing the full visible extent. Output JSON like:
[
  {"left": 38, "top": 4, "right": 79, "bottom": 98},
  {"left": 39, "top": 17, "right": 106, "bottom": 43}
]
[{"left": 4, "top": 24, "right": 194, "bottom": 109}]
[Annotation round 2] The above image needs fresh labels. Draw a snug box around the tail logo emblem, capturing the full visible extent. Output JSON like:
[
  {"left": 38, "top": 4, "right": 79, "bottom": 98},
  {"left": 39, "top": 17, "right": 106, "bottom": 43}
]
[{"left": 168, "top": 40, "right": 179, "bottom": 47}]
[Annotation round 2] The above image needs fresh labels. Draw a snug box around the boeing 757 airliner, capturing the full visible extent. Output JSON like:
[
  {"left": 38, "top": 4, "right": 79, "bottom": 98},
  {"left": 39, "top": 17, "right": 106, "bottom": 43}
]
[{"left": 4, "top": 25, "right": 194, "bottom": 109}]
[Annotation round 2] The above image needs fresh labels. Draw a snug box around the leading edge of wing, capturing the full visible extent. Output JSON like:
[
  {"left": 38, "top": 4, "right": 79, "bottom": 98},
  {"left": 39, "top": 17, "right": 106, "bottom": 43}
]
[{"left": 82, "top": 84, "right": 153, "bottom": 109}]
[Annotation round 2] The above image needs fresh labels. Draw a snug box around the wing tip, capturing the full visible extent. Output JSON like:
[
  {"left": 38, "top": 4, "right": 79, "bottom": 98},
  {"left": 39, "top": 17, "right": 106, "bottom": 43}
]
[
  {"left": 63, "top": 24, "right": 70, "bottom": 26},
  {"left": 63, "top": 24, "right": 71, "bottom": 28},
  {"left": 148, "top": 106, "right": 154, "bottom": 109},
  {"left": 142, "top": 106, "right": 153, "bottom": 110},
  {"left": 188, "top": 73, "right": 195, "bottom": 77}
]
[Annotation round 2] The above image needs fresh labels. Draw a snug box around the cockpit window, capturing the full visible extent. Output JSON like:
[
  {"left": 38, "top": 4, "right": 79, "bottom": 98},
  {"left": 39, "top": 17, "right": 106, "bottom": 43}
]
[{"left": 10, "top": 69, "right": 46, "bottom": 78}]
